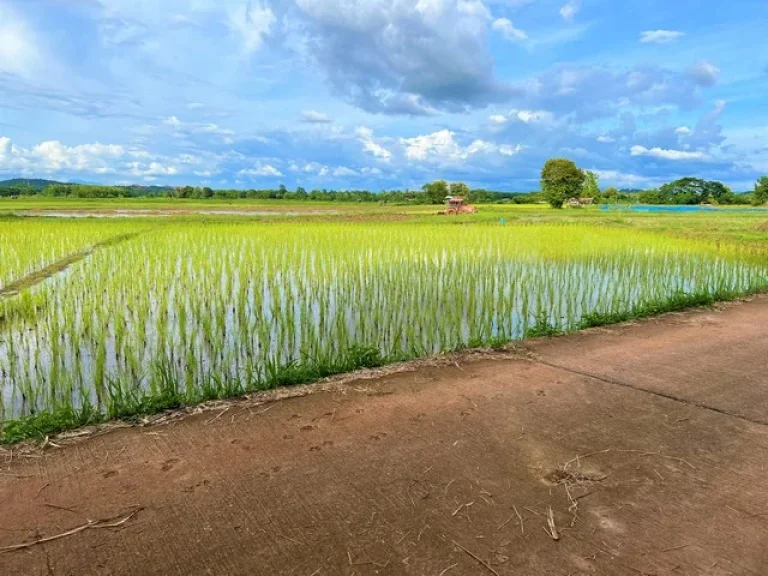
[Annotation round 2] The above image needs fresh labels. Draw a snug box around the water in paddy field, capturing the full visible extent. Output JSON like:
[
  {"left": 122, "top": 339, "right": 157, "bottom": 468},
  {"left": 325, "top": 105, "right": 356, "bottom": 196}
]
[
  {"left": 600, "top": 205, "right": 768, "bottom": 213},
  {"left": 1, "top": 224, "right": 767, "bottom": 422},
  {"left": 14, "top": 209, "right": 341, "bottom": 218}
]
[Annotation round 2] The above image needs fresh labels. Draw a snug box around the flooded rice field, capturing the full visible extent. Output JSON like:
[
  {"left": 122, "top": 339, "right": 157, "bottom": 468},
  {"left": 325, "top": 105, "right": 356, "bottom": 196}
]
[{"left": 2, "top": 220, "right": 767, "bottom": 428}]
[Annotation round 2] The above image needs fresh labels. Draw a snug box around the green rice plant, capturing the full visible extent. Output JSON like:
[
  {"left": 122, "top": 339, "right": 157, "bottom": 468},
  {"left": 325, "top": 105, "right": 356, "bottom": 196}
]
[
  {"left": 1, "top": 219, "right": 768, "bottom": 442},
  {"left": 0, "top": 218, "right": 144, "bottom": 290}
]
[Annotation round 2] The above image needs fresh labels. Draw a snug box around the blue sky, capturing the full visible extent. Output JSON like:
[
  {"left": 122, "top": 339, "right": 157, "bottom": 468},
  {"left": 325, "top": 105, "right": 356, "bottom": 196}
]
[{"left": 0, "top": 0, "right": 766, "bottom": 191}]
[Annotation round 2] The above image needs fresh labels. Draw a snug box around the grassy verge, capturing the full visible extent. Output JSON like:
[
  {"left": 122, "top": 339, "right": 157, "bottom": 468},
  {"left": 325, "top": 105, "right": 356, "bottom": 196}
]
[{"left": 1, "top": 345, "right": 387, "bottom": 444}]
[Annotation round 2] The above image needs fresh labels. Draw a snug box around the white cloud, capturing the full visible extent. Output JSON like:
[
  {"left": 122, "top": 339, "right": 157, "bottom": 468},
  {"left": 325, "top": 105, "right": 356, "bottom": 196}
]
[
  {"left": 356, "top": 127, "right": 392, "bottom": 161},
  {"left": 0, "top": 136, "right": 12, "bottom": 157},
  {"left": 492, "top": 18, "right": 527, "bottom": 42},
  {"left": 333, "top": 166, "right": 358, "bottom": 177},
  {"left": 466, "top": 139, "right": 496, "bottom": 155},
  {"left": 559, "top": 0, "right": 581, "bottom": 20},
  {"left": 238, "top": 164, "right": 283, "bottom": 177},
  {"left": 675, "top": 126, "right": 692, "bottom": 136},
  {"left": 164, "top": 115, "right": 182, "bottom": 128},
  {"left": 499, "top": 144, "right": 524, "bottom": 156},
  {"left": 592, "top": 169, "right": 654, "bottom": 187},
  {"left": 228, "top": 1, "right": 275, "bottom": 55},
  {"left": 291, "top": 161, "right": 328, "bottom": 174},
  {"left": 0, "top": 4, "right": 43, "bottom": 78},
  {"left": 490, "top": 109, "right": 555, "bottom": 126},
  {"left": 640, "top": 30, "right": 684, "bottom": 44},
  {"left": 514, "top": 109, "right": 555, "bottom": 124},
  {"left": 400, "top": 129, "right": 517, "bottom": 163},
  {"left": 126, "top": 161, "right": 178, "bottom": 177},
  {"left": 0, "top": 134, "right": 231, "bottom": 181},
  {"left": 186, "top": 102, "right": 205, "bottom": 110},
  {"left": 162, "top": 116, "right": 234, "bottom": 138},
  {"left": 301, "top": 110, "right": 331, "bottom": 123},
  {"left": 597, "top": 135, "right": 616, "bottom": 143},
  {"left": 0, "top": 136, "right": 128, "bottom": 175},
  {"left": 687, "top": 60, "right": 720, "bottom": 87},
  {"left": 630, "top": 145, "right": 708, "bottom": 161},
  {"left": 401, "top": 130, "right": 465, "bottom": 162}
]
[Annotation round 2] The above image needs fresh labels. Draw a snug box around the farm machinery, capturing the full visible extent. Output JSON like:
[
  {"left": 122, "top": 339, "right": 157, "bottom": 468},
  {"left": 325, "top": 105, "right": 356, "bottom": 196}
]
[{"left": 439, "top": 196, "right": 478, "bottom": 215}]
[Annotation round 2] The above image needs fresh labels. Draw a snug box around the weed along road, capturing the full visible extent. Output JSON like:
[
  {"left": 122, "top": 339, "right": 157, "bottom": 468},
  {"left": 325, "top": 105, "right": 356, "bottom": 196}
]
[{"left": 2, "top": 297, "right": 768, "bottom": 575}]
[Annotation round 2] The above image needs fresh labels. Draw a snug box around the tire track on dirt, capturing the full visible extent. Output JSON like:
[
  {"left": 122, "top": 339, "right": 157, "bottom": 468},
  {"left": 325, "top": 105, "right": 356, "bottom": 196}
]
[{"left": 530, "top": 356, "right": 768, "bottom": 427}]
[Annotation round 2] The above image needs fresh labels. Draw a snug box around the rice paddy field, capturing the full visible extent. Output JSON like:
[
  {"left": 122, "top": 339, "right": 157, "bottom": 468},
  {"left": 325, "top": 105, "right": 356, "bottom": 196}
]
[{"left": 2, "top": 201, "right": 768, "bottom": 442}]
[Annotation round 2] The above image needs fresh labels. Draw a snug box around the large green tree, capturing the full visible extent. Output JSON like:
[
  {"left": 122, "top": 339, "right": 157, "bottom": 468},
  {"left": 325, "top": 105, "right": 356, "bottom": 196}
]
[
  {"left": 540, "top": 158, "right": 585, "bottom": 208},
  {"left": 655, "top": 177, "right": 735, "bottom": 205},
  {"left": 602, "top": 186, "right": 620, "bottom": 203},
  {"left": 582, "top": 170, "right": 600, "bottom": 199},
  {"left": 449, "top": 181, "right": 470, "bottom": 198},
  {"left": 422, "top": 180, "right": 450, "bottom": 204},
  {"left": 753, "top": 176, "right": 768, "bottom": 206}
]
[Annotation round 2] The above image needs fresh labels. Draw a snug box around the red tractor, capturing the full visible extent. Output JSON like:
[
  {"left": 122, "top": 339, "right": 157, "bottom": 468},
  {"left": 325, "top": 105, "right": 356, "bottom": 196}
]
[{"left": 439, "top": 196, "right": 478, "bottom": 215}]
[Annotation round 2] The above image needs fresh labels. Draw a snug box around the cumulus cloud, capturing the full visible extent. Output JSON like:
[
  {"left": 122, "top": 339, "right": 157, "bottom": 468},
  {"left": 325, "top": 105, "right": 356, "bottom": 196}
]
[
  {"left": 630, "top": 145, "right": 708, "bottom": 161},
  {"left": 126, "top": 161, "right": 178, "bottom": 177},
  {"left": 512, "top": 109, "right": 555, "bottom": 124},
  {"left": 238, "top": 164, "right": 283, "bottom": 177},
  {"left": 675, "top": 126, "right": 692, "bottom": 135},
  {"left": 592, "top": 169, "right": 655, "bottom": 187},
  {"left": 228, "top": 1, "right": 275, "bottom": 55},
  {"left": 400, "top": 129, "right": 517, "bottom": 163},
  {"left": 291, "top": 160, "right": 382, "bottom": 179},
  {"left": 0, "top": 136, "right": 126, "bottom": 175},
  {"left": 509, "top": 63, "right": 712, "bottom": 121},
  {"left": 0, "top": 134, "right": 227, "bottom": 182},
  {"left": 290, "top": 161, "right": 328, "bottom": 174},
  {"left": 492, "top": 18, "right": 527, "bottom": 42},
  {"left": 356, "top": 127, "right": 392, "bottom": 160},
  {"left": 597, "top": 135, "right": 616, "bottom": 143},
  {"left": 333, "top": 166, "right": 357, "bottom": 177},
  {"left": 0, "top": 136, "right": 11, "bottom": 157},
  {"left": 640, "top": 30, "right": 684, "bottom": 44},
  {"left": 499, "top": 144, "right": 524, "bottom": 156},
  {"left": 490, "top": 109, "right": 556, "bottom": 126},
  {"left": 401, "top": 130, "right": 465, "bottom": 162},
  {"left": 301, "top": 110, "right": 331, "bottom": 123},
  {"left": 559, "top": 0, "right": 581, "bottom": 20},
  {"left": 293, "top": 0, "right": 510, "bottom": 114},
  {"left": 687, "top": 60, "right": 720, "bottom": 87}
]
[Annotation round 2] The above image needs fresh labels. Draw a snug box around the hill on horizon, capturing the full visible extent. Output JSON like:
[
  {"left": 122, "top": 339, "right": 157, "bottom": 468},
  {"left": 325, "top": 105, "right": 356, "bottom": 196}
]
[{"left": 0, "top": 178, "right": 68, "bottom": 191}]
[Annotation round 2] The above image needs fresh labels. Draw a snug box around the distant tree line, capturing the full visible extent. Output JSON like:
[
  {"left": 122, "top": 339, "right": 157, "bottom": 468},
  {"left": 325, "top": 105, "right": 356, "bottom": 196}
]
[
  {"left": 540, "top": 158, "right": 763, "bottom": 208},
  {"left": 1, "top": 171, "right": 766, "bottom": 206},
  {"left": 164, "top": 182, "right": 543, "bottom": 204},
  {"left": 0, "top": 180, "right": 541, "bottom": 204}
]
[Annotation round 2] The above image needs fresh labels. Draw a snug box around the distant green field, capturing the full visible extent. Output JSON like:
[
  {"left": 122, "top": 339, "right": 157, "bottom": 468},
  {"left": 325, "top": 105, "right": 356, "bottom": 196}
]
[
  {"left": 4, "top": 196, "right": 767, "bottom": 243},
  {"left": 1, "top": 200, "right": 767, "bottom": 442}
]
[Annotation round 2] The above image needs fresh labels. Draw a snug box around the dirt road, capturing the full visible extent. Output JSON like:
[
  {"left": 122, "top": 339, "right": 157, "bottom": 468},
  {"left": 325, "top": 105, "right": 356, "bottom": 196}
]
[{"left": 3, "top": 298, "right": 768, "bottom": 575}]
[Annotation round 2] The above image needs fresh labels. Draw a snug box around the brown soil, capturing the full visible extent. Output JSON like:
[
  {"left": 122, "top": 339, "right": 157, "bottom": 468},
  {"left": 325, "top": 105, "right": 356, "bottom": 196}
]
[{"left": 2, "top": 297, "right": 768, "bottom": 575}]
